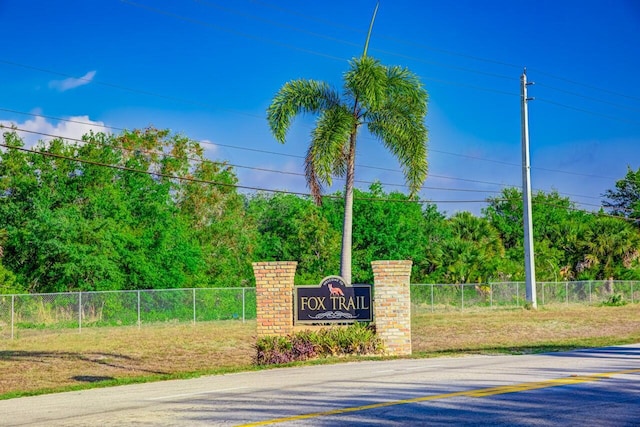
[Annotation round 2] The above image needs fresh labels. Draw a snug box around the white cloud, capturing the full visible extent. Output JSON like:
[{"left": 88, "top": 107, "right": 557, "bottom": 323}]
[
  {"left": 49, "top": 70, "right": 96, "bottom": 92},
  {"left": 200, "top": 139, "right": 219, "bottom": 157},
  {"left": 1, "top": 113, "right": 108, "bottom": 148}
]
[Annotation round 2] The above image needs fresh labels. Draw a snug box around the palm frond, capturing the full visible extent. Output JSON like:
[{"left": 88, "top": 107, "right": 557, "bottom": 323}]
[
  {"left": 304, "top": 149, "right": 324, "bottom": 205},
  {"left": 267, "top": 80, "right": 340, "bottom": 143},
  {"left": 344, "top": 57, "right": 388, "bottom": 112},
  {"left": 368, "top": 111, "right": 428, "bottom": 197},
  {"left": 365, "top": 62, "right": 429, "bottom": 198},
  {"left": 385, "top": 66, "right": 428, "bottom": 116},
  {"left": 305, "top": 105, "right": 354, "bottom": 204}
]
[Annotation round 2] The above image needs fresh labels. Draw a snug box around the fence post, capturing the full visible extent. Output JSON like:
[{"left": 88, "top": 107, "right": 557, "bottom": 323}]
[
  {"left": 542, "top": 283, "right": 545, "bottom": 306},
  {"left": 632, "top": 282, "right": 635, "bottom": 304},
  {"left": 11, "top": 295, "right": 15, "bottom": 340},
  {"left": 566, "top": 282, "right": 569, "bottom": 306},
  {"left": 490, "top": 283, "right": 493, "bottom": 308},
  {"left": 137, "top": 290, "right": 141, "bottom": 328},
  {"left": 192, "top": 288, "right": 196, "bottom": 325},
  {"left": 78, "top": 292, "right": 82, "bottom": 334},
  {"left": 516, "top": 282, "right": 520, "bottom": 307},
  {"left": 589, "top": 282, "right": 592, "bottom": 304},
  {"left": 461, "top": 284, "right": 464, "bottom": 311},
  {"left": 242, "top": 288, "right": 246, "bottom": 323},
  {"left": 430, "top": 284, "right": 434, "bottom": 312}
]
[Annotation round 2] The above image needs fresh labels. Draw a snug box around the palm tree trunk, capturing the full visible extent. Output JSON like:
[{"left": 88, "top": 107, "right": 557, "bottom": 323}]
[{"left": 340, "top": 130, "right": 358, "bottom": 284}]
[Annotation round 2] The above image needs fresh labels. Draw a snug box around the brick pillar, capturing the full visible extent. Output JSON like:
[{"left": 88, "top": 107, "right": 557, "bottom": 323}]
[
  {"left": 252, "top": 261, "right": 297, "bottom": 337},
  {"left": 371, "top": 260, "right": 412, "bottom": 356}
]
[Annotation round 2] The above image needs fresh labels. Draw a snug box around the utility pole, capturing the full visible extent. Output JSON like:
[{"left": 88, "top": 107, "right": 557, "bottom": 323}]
[{"left": 521, "top": 68, "right": 537, "bottom": 309}]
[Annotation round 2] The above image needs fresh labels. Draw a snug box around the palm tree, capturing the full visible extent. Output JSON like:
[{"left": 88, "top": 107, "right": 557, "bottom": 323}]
[{"left": 267, "top": 46, "right": 428, "bottom": 283}]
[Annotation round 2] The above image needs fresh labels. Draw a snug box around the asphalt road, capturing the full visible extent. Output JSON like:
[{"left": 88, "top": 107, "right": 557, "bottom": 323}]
[{"left": 1, "top": 344, "right": 639, "bottom": 426}]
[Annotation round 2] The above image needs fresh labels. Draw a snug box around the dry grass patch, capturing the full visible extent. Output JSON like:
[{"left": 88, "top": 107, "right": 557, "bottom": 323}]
[
  {"left": 0, "top": 321, "right": 256, "bottom": 396},
  {"left": 412, "top": 304, "right": 640, "bottom": 354}
]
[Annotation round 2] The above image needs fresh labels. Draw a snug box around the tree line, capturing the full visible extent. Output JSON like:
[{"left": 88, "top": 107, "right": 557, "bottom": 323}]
[{"left": 1, "top": 128, "right": 639, "bottom": 294}]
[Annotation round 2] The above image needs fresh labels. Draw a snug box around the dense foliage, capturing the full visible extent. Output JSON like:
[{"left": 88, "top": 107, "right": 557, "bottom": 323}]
[
  {"left": 0, "top": 128, "right": 254, "bottom": 293},
  {"left": 602, "top": 166, "right": 640, "bottom": 221},
  {"left": 1, "top": 128, "right": 639, "bottom": 293}
]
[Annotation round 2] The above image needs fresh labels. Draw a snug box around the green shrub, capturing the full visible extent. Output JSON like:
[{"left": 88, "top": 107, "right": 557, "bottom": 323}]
[
  {"left": 602, "top": 293, "right": 627, "bottom": 307},
  {"left": 255, "top": 323, "right": 384, "bottom": 365}
]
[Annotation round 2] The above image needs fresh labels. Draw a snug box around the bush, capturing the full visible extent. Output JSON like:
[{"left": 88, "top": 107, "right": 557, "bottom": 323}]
[
  {"left": 255, "top": 323, "right": 383, "bottom": 365},
  {"left": 602, "top": 293, "right": 627, "bottom": 307}
]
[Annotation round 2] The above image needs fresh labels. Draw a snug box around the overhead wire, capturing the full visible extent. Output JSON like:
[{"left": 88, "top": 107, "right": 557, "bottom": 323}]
[
  {"left": 0, "top": 105, "right": 627, "bottom": 187},
  {"left": 0, "top": 116, "right": 605, "bottom": 202},
  {"left": 529, "top": 67, "right": 640, "bottom": 103},
  {"left": 0, "top": 97, "right": 618, "bottom": 200},
  {"left": 125, "top": 0, "right": 521, "bottom": 85},
  {"left": 0, "top": 59, "right": 266, "bottom": 122},
  {"left": 248, "top": 0, "right": 639, "bottom": 109},
  {"left": 119, "top": 0, "right": 347, "bottom": 62},
  {"left": 0, "top": 138, "right": 627, "bottom": 218},
  {"left": 535, "top": 98, "right": 640, "bottom": 126},
  {"left": 0, "top": 131, "right": 494, "bottom": 205},
  {"left": 193, "top": 0, "right": 362, "bottom": 51},
  {"left": 194, "top": 0, "right": 518, "bottom": 83},
  {"left": 249, "top": 0, "right": 521, "bottom": 69},
  {"left": 3, "top": 124, "right": 509, "bottom": 196},
  {"left": 535, "top": 83, "right": 640, "bottom": 114}
]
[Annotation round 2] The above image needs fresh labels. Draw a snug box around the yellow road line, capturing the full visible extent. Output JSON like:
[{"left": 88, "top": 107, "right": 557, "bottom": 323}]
[{"left": 238, "top": 368, "right": 640, "bottom": 426}]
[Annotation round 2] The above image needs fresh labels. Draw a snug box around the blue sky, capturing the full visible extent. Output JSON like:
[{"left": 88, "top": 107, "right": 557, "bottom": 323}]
[{"left": 1, "top": 0, "right": 638, "bottom": 215}]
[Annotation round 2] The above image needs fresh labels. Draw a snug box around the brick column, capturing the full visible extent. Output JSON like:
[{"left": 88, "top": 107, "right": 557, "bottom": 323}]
[
  {"left": 371, "top": 260, "right": 412, "bottom": 356},
  {"left": 252, "top": 261, "right": 297, "bottom": 337}
]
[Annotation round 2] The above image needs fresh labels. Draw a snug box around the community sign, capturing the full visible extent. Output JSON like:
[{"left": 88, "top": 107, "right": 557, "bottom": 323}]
[{"left": 295, "top": 276, "right": 372, "bottom": 324}]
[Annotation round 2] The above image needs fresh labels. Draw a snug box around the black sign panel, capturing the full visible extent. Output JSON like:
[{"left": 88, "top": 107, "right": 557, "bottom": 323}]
[{"left": 295, "top": 276, "right": 372, "bottom": 324}]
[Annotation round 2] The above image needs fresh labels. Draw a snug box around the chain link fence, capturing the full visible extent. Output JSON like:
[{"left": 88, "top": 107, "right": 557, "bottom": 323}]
[
  {"left": 2, "top": 281, "right": 637, "bottom": 338},
  {"left": 0, "top": 287, "right": 256, "bottom": 339},
  {"left": 410, "top": 280, "right": 638, "bottom": 314}
]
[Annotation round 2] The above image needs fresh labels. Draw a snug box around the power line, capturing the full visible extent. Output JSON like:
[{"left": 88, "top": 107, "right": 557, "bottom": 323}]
[
  {"left": 536, "top": 83, "right": 640, "bottom": 114},
  {"left": 250, "top": 0, "right": 638, "bottom": 103},
  {"left": 125, "top": 0, "right": 521, "bottom": 85},
  {"left": 3, "top": 122, "right": 606, "bottom": 203},
  {"left": 0, "top": 107, "right": 124, "bottom": 132},
  {"left": 120, "top": 0, "right": 347, "bottom": 62},
  {"left": 1, "top": 131, "right": 628, "bottom": 218},
  {"left": 193, "top": 0, "right": 361, "bottom": 51},
  {"left": 531, "top": 198, "right": 635, "bottom": 222},
  {"left": 0, "top": 135, "right": 492, "bottom": 205},
  {"left": 535, "top": 98, "right": 640, "bottom": 126},
  {"left": 0, "top": 101, "right": 614, "bottom": 205},
  {"left": 0, "top": 107, "right": 617, "bottom": 197},
  {"left": 0, "top": 59, "right": 265, "bottom": 122},
  {"left": 0, "top": 140, "right": 286, "bottom": 193},
  {"left": 529, "top": 67, "right": 640, "bottom": 103},
  {"left": 0, "top": 125, "right": 507, "bottom": 197},
  {"left": 249, "top": 0, "right": 522, "bottom": 69},
  {"left": 0, "top": 106, "right": 621, "bottom": 192},
  {"left": 532, "top": 164, "right": 619, "bottom": 181}
]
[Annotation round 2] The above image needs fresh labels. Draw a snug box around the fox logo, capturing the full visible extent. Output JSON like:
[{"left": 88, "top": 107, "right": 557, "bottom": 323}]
[{"left": 328, "top": 283, "right": 344, "bottom": 296}]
